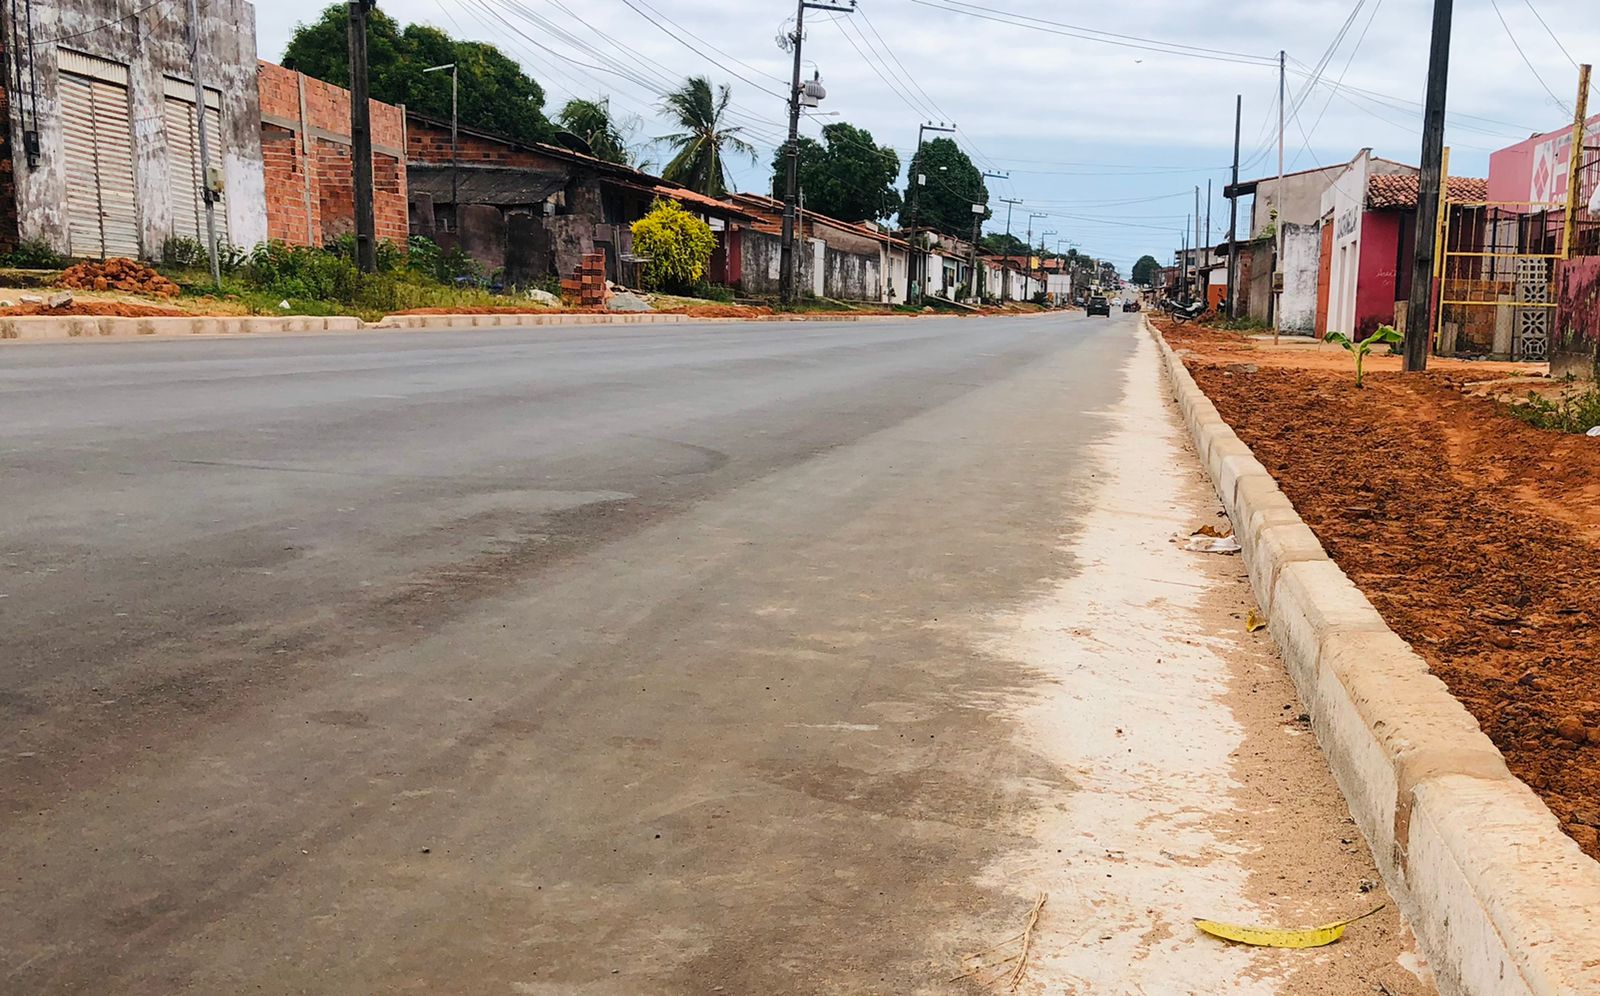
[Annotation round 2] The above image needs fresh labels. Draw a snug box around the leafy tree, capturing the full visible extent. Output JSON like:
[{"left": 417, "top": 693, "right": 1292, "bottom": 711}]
[
  {"left": 979, "top": 232, "right": 1030, "bottom": 256},
  {"left": 903, "top": 138, "right": 990, "bottom": 236},
  {"left": 559, "top": 98, "right": 630, "bottom": 165},
  {"left": 1131, "top": 254, "right": 1162, "bottom": 286},
  {"left": 658, "top": 76, "right": 756, "bottom": 197},
  {"left": 768, "top": 122, "right": 901, "bottom": 223},
  {"left": 282, "top": 5, "right": 551, "bottom": 146},
  {"left": 631, "top": 199, "right": 716, "bottom": 292}
]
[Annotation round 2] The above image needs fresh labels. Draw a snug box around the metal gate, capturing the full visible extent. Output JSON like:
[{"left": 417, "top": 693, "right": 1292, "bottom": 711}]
[
  {"left": 162, "top": 78, "right": 228, "bottom": 245},
  {"left": 59, "top": 50, "right": 140, "bottom": 259}
]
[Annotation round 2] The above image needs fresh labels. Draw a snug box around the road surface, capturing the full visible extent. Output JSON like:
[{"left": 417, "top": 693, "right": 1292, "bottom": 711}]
[{"left": 0, "top": 314, "right": 1428, "bottom": 993}]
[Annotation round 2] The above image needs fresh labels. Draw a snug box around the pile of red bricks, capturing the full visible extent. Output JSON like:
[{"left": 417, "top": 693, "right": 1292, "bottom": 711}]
[{"left": 561, "top": 253, "right": 608, "bottom": 306}]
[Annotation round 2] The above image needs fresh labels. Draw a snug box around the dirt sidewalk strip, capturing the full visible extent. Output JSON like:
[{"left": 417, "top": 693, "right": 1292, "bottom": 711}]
[{"left": 1145, "top": 316, "right": 1600, "bottom": 996}]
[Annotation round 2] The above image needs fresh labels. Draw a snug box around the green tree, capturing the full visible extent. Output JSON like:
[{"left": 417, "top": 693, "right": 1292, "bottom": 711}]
[
  {"left": 979, "top": 232, "right": 1030, "bottom": 256},
  {"left": 769, "top": 122, "right": 901, "bottom": 223},
  {"left": 658, "top": 76, "right": 756, "bottom": 197},
  {"left": 903, "top": 138, "right": 990, "bottom": 236},
  {"left": 559, "top": 97, "right": 630, "bottom": 165},
  {"left": 631, "top": 199, "right": 717, "bottom": 293},
  {"left": 282, "top": 5, "right": 551, "bottom": 146},
  {"left": 1131, "top": 254, "right": 1162, "bottom": 286}
]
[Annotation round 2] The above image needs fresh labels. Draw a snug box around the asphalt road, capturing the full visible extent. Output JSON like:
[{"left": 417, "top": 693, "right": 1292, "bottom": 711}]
[
  {"left": 0, "top": 312, "right": 1424, "bottom": 994},
  {"left": 0, "top": 313, "right": 1132, "bottom": 992}
]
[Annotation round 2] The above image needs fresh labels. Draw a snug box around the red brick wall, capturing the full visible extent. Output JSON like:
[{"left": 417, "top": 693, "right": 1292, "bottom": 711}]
[
  {"left": 257, "top": 62, "right": 408, "bottom": 246},
  {"left": 408, "top": 116, "right": 568, "bottom": 171}
]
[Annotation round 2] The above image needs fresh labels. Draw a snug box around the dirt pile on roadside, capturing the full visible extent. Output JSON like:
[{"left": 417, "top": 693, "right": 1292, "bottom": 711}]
[
  {"left": 57, "top": 258, "right": 181, "bottom": 298},
  {"left": 1158, "top": 317, "right": 1600, "bottom": 859},
  {"left": 0, "top": 300, "right": 188, "bottom": 317}
]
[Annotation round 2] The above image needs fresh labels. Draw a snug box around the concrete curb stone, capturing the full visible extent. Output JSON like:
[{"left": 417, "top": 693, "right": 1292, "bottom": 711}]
[{"left": 1141, "top": 315, "right": 1600, "bottom": 996}]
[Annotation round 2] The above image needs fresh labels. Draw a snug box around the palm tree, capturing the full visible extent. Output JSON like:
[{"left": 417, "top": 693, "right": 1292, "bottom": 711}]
[
  {"left": 558, "top": 97, "right": 629, "bottom": 165},
  {"left": 657, "top": 76, "right": 755, "bottom": 197}
]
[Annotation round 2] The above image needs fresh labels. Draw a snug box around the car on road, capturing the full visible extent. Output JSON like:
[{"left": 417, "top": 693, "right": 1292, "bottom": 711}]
[
  {"left": 1122, "top": 299, "right": 1141, "bottom": 312},
  {"left": 1085, "top": 295, "right": 1111, "bottom": 317}
]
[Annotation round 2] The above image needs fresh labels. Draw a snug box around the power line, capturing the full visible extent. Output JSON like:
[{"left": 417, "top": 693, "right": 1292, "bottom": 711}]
[
  {"left": 1489, "top": 0, "right": 1570, "bottom": 114},
  {"left": 1521, "top": 0, "right": 1600, "bottom": 99},
  {"left": 904, "top": 0, "right": 1278, "bottom": 66}
]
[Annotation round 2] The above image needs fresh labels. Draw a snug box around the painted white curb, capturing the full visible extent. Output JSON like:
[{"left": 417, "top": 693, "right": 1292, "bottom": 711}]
[
  {"left": 1145, "top": 317, "right": 1600, "bottom": 996},
  {"left": 0, "top": 315, "right": 363, "bottom": 340}
]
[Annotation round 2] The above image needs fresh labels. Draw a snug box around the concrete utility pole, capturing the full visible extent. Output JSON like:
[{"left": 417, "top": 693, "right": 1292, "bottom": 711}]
[
  {"left": 186, "top": 0, "right": 220, "bottom": 288},
  {"left": 1228, "top": 93, "right": 1241, "bottom": 318},
  {"left": 904, "top": 122, "right": 955, "bottom": 304},
  {"left": 998, "top": 196, "right": 1022, "bottom": 302},
  {"left": 347, "top": 0, "right": 376, "bottom": 273},
  {"left": 1193, "top": 186, "right": 1201, "bottom": 301},
  {"left": 779, "top": 0, "right": 854, "bottom": 304},
  {"left": 1404, "top": 0, "right": 1453, "bottom": 372},
  {"left": 1274, "top": 49, "right": 1285, "bottom": 341},
  {"left": 1026, "top": 211, "right": 1046, "bottom": 297},
  {"left": 423, "top": 63, "right": 458, "bottom": 218}
]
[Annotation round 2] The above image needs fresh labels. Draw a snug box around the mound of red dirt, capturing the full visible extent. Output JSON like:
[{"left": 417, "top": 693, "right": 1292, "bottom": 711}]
[{"left": 56, "top": 258, "right": 181, "bottom": 298}]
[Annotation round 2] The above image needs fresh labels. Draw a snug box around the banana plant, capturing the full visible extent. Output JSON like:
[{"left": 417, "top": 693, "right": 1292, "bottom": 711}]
[{"left": 1324, "top": 325, "right": 1403, "bottom": 388}]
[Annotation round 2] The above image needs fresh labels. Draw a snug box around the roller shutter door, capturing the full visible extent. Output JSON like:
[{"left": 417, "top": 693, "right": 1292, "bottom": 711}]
[
  {"left": 58, "top": 51, "right": 139, "bottom": 259},
  {"left": 163, "top": 80, "right": 227, "bottom": 244}
]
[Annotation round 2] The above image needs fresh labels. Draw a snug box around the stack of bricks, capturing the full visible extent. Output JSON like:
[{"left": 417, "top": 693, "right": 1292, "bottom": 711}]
[{"left": 561, "top": 253, "right": 608, "bottom": 307}]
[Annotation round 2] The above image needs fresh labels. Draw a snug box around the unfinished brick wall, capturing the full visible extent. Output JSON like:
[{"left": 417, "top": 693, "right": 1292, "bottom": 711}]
[
  {"left": 407, "top": 118, "right": 557, "bottom": 169},
  {"left": 257, "top": 62, "right": 408, "bottom": 247}
]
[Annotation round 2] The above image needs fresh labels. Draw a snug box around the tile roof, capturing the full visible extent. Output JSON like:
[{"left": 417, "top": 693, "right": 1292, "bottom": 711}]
[{"left": 1367, "top": 173, "right": 1488, "bottom": 209}]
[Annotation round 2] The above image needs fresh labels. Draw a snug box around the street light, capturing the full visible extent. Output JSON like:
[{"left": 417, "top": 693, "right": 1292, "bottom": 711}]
[{"left": 423, "top": 63, "right": 458, "bottom": 230}]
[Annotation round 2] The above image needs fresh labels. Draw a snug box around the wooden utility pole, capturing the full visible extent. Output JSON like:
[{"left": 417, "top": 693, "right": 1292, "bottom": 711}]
[
  {"left": 1403, "top": 0, "right": 1453, "bottom": 371},
  {"left": 1228, "top": 94, "right": 1241, "bottom": 318},
  {"left": 999, "top": 196, "right": 1022, "bottom": 302},
  {"left": 347, "top": 0, "right": 376, "bottom": 273},
  {"left": 1560, "top": 64, "right": 1592, "bottom": 260}
]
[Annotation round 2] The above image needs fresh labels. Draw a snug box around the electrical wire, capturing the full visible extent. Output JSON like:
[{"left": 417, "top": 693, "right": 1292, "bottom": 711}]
[
  {"left": 1521, "top": 0, "right": 1600, "bottom": 99},
  {"left": 1489, "top": 0, "right": 1570, "bottom": 114}
]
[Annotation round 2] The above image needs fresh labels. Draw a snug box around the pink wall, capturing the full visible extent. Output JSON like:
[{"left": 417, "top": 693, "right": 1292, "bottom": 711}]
[
  {"left": 1356, "top": 211, "right": 1403, "bottom": 331},
  {"left": 1487, "top": 113, "right": 1600, "bottom": 204}
]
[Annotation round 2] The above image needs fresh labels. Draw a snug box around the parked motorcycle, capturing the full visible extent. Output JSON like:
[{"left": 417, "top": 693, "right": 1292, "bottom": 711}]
[{"left": 1160, "top": 299, "right": 1207, "bottom": 324}]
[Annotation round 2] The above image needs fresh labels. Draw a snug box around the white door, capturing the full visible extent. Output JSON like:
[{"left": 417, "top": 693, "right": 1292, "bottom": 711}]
[
  {"left": 163, "top": 79, "right": 228, "bottom": 244},
  {"left": 59, "top": 52, "right": 139, "bottom": 259}
]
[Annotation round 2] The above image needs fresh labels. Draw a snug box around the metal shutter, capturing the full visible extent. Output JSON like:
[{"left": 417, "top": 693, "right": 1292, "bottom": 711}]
[
  {"left": 58, "top": 52, "right": 139, "bottom": 259},
  {"left": 163, "top": 80, "right": 227, "bottom": 244}
]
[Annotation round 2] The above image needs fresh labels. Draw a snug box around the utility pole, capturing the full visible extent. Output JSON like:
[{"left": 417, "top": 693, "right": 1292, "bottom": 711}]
[
  {"left": 1274, "top": 48, "right": 1285, "bottom": 342},
  {"left": 904, "top": 121, "right": 956, "bottom": 305},
  {"left": 968, "top": 204, "right": 983, "bottom": 300},
  {"left": 1228, "top": 93, "right": 1241, "bottom": 318},
  {"left": 998, "top": 196, "right": 1022, "bottom": 302},
  {"left": 186, "top": 0, "right": 220, "bottom": 287},
  {"left": 779, "top": 0, "right": 854, "bottom": 304},
  {"left": 1026, "top": 211, "right": 1046, "bottom": 299},
  {"left": 347, "top": 0, "right": 376, "bottom": 273},
  {"left": 423, "top": 63, "right": 458, "bottom": 218},
  {"left": 1193, "top": 186, "right": 1201, "bottom": 302},
  {"left": 1403, "top": 0, "right": 1453, "bottom": 371},
  {"left": 1181, "top": 219, "right": 1189, "bottom": 304}
]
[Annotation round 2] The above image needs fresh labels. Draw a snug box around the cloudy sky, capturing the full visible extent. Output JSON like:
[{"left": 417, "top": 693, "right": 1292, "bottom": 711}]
[{"left": 256, "top": 0, "right": 1600, "bottom": 269}]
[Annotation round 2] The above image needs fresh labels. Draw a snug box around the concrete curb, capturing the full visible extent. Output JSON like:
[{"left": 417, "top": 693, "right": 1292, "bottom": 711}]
[
  {"left": 0, "top": 315, "right": 364, "bottom": 340},
  {"left": 1144, "top": 317, "right": 1600, "bottom": 996}
]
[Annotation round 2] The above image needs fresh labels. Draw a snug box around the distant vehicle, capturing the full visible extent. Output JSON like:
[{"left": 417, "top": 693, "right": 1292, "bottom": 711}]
[
  {"left": 1085, "top": 295, "right": 1111, "bottom": 317},
  {"left": 1122, "top": 299, "right": 1141, "bottom": 312}
]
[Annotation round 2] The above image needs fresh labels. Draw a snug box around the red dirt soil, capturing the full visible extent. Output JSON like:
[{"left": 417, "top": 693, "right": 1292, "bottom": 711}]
[
  {"left": 390, "top": 304, "right": 775, "bottom": 319},
  {"left": 0, "top": 301, "right": 188, "bottom": 318},
  {"left": 1155, "top": 317, "right": 1600, "bottom": 861}
]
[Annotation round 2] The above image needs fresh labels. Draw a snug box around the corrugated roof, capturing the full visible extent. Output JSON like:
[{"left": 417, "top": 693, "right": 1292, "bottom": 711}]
[
  {"left": 727, "top": 193, "right": 908, "bottom": 248},
  {"left": 1367, "top": 173, "right": 1488, "bottom": 209}
]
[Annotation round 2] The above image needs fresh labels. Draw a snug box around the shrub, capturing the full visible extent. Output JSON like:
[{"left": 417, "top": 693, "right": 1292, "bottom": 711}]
[
  {"left": 162, "top": 236, "right": 207, "bottom": 269},
  {"left": 692, "top": 281, "right": 735, "bottom": 303},
  {"left": 324, "top": 232, "right": 405, "bottom": 273},
  {"left": 2, "top": 237, "right": 64, "bottom": 269},
  {"left": 405, "top": 235, "right": 482, "bottom": 285},
  {"left": 630, "top": 199, "right": 715, "bottom": 293}
]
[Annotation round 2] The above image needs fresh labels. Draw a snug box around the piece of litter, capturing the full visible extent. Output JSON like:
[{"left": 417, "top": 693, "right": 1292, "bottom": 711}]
[
  {"left": 1186, "top": 533, "right": 1241, "bottom": 554},
  {"left": 279, "top": 299, "right": 292, "bottom": 310},
  {"left": 1587, "top": 426, "right": 1600, "bottom": 437},
  {"left": 1245, "top": 609, "right": 1266, "bottom": 632},
  {"left": 1194, "top": 904, "right": 1383, "bottom": 948}
]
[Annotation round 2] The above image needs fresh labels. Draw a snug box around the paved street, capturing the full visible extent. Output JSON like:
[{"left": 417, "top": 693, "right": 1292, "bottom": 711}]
[{"left": 1, "top": 315, "right": 1424, "bottom": 994}]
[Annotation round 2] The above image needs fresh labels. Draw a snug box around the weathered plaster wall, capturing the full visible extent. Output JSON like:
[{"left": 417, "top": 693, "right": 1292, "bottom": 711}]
[
  {"left": 1277, "top": 221, "right": 1321, "bottom": 334},
  {"left": 8, "top": 0, "right": 267, "bottom": 256},
  {"left": 1552, "top": 255, "right": 1600, "bottom": 380}
]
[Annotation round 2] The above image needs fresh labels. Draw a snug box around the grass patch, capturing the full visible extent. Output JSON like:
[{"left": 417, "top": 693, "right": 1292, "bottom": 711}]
[{"left": 1507, "top": 380, "right": 1600, "bottom": 434}]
